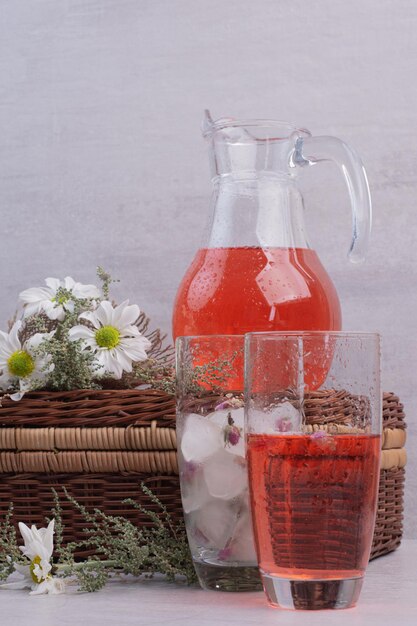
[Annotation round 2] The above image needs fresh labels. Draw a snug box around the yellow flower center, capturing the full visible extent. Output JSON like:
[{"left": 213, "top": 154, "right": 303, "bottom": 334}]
[
  {"left": 51, "top": 294, "right": 68, "bottom": 305},
  {"left": 30, "top": 555, "right": 44, "bottom": 584},
  {"left": 7, "top": 350, "right": 35, "bottom": 378},
  {"left": 95, "top": 325, "right": 120, "bottom": 349}
]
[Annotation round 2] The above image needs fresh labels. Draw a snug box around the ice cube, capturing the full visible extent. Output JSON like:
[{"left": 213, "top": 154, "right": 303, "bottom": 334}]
[
  {"left": 180, "top": 463, "right": 211, "bottom": 514},
  {"left": 209, "top": 407, "right": 244, "bottom": 431},
  {"left": 181, "top": 413, "right": 223, "bottom": 463},
  {"left": 272, "top": 401, "right": 302, "bottom": 431},
  {"left": 207, "top": 408, "right": 229, "bottom": 429},
  {"left": 247, "top": 402, "right": 302, "bottom": 434},
  {"left": 247, "top": 408, "right": 278, "bottom": 435},
  {"left": 208, "top": 407, "right": 245, "bottom": 458},
  {"left": 203, "top": 448, "right": 248, "bottom": 500},
  {"left": 192, "top": 498, "right": 239, "bottom": 548},
  {"left": 228, "top": 508, "right": 257, "bottom": 563}
]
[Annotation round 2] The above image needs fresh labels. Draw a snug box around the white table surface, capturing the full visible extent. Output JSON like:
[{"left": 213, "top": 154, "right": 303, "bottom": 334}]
[{"left": 0, "top": 540, "right": 416, "bottom": 626}]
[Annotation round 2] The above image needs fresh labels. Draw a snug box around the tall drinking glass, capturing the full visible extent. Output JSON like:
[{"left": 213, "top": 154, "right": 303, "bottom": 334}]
[
  {"left": 176, "top": 335, "right": 261, "bottom": 591},
  {"left": 245, "top": 332, "right": 381, "bottom": 610}
]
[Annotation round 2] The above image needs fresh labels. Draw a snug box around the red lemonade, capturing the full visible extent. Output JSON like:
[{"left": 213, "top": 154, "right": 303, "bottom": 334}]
[
  {"left": 173, "top": 247, "right": 341, "bottom": 338},
  {"left": 247, "top": 433, "right": 381, "bottom": 580},
  {"left": 173, "top": 246, "right": 341, "bottom": 389}
]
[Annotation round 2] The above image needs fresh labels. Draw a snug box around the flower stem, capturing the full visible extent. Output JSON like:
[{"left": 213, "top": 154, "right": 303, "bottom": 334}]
[{"left": 55, "top": 559, "right": 118, "bottom": 573}]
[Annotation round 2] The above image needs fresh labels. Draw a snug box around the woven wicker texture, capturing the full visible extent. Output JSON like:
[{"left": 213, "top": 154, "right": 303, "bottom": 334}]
[
  {"left": 382, "top": 428, "right": 406, "bottom": 449},
  {"left": 0, "top": 388, "right": 406, "bottom": 561},
  {"left": 0, "top": 425, "right": 177, "bottom": 451},
  {"left": 302, "top": 389, "right": 370, "bottom": 426},
  {"left": 0, "top": 389, "right": 176, "bottom": 427},
  {"left": 371, "top": 467, "right": 405, "bottom": 559},
  {"left": 382, "top": 392, "right": 406, "bottom": 428},
  {"left": 0, "top": 474, "right": 182, "bottom": 559},
  {"left": 0, "top": 450, "right": 178, "bottom": 473}
]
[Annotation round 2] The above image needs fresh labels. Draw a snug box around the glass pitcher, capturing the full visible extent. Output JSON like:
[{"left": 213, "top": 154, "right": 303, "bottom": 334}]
[{"left": 172, "top": 111, "right": 371, "bottom": 354}]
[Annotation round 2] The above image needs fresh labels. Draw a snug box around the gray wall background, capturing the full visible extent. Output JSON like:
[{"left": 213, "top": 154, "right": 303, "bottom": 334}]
[{"left": 1, "top": 1, "right": 416, "bottom": 535}]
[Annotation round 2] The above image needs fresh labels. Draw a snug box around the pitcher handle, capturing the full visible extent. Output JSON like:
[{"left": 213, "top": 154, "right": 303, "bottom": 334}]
[{"left": 293, "top": 135, "right": 372, "bottom": 263}]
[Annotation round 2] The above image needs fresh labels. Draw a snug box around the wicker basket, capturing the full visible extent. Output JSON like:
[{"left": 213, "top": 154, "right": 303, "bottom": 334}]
[
  {"left": 0, "top": 389, "right": 180, "bottom": 558},
  {"left": 0, "top": 389, "right": 406, "bottom": 560}
]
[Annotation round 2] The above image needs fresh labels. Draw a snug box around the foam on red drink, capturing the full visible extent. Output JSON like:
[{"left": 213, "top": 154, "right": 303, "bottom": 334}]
[{"left": 247, "top": 433, "right": 380, "bottom": 580}]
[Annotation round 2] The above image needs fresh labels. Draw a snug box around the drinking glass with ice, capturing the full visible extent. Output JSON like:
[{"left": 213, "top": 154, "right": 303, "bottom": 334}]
[{"left": 176, "top": 335, "right": 262, "bottom": 592}]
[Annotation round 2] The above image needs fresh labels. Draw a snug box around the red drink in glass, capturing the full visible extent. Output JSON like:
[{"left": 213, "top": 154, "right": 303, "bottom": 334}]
[
  {"left": 245, "top": 332, "right": 381, "bottom": 609},
  {"left": 247, "top": 433, "right": 381, "bottom": 584}
]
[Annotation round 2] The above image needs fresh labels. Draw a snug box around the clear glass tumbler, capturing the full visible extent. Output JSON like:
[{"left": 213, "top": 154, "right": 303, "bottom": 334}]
[
  {"left": 245, "top": 331, "right": 381, "bottom": 610},
  {"left": 176, "top": 335, "right": 262, "bottom": 591}
]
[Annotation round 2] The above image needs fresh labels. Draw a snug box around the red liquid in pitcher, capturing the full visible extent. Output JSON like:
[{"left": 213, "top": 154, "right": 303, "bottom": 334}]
[
  {"left": 173, "top": 247, "right": 341, "bottom": 337},
  {"left": 247, "top": 433, "right": 381, "bottom": 579},
  {"left": 173, "top": 247, "right": 341, "bottom": 389}
]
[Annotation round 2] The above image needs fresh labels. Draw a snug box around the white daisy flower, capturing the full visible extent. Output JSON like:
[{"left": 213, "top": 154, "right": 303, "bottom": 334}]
[
  {"left": 0, "top": 321, "right": 54, "bottom": 400},
  {"left": 0, "top": 520, "right": 65, "bottom": 595},
  {"left": 19, "top": 276, "right": 101, "bottom": 321},
  {"left": 69, "top": 300, "right": 152, "bottom": 379}
]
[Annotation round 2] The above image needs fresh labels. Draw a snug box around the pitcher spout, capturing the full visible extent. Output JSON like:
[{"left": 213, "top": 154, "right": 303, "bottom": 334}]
[
  {"left": 201, "top": 109, "right": 214, "bottom": 137},
  {"left": 201, "top": 111, "right": 309, "bottom": 180}
]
